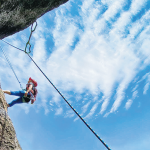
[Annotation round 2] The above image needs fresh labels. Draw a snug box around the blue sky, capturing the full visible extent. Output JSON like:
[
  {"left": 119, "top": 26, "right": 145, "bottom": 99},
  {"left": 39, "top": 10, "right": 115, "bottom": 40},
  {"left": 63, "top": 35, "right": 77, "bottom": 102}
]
[{"left": 0, "top": 0, "right": 150, "bottom": 149}]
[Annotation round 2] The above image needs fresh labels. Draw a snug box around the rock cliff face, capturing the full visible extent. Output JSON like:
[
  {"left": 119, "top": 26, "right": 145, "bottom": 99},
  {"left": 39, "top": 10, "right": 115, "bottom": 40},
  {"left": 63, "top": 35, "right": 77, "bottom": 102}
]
[
  {"left": 0, "top": 0, "right": 68, "bottom": 39},
  {"left": 0, "top": 84, "right": 22, "bottom": 150}
]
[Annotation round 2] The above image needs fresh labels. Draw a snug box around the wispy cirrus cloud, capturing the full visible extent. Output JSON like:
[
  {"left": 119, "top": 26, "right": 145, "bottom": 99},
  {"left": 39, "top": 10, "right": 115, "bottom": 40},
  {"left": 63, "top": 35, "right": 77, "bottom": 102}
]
[
  {"left": 81, "top": 101, "right": 91, "bottom": 114},
  {"left": 125, "top": 99, "right": 133, "bottom": 110},
  {"left": 55, "top": 107, "right": 63, "bottom": 115},
  {"left": 125, "top": 90, "right": 138, "bottom": 110},
  {"left": 1, "top": 0, "right": 150, "bottom": 120},
  {"left": 143, "top": 73, "right": 150, "bottom": 95},
  {"left": 84, "top": 102, "right": 100, "bottom": 119},
  {"left": 32, "top": 0, "right": 150, "bottom": 118}
]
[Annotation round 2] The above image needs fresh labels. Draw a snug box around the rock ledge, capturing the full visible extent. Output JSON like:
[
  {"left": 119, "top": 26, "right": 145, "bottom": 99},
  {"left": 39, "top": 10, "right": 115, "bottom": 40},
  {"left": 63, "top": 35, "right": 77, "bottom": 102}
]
[
  {"left": 0, "top": 85, "right": 22, "bottom": 150},
  {"left": 0, "top": 0, "right": 68, "bottom": 39}
]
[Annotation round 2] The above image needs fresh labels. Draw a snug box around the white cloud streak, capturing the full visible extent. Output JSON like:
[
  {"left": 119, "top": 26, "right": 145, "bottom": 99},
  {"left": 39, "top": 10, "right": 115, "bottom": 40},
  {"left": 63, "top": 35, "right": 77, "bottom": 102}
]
[
  {"left": 84, "top": 102, "right": 99, "bottom": 119},
  {"left": 143, "top": 83, "right": 149, "bottom": 95},
  {"left": 55, "top": 107, "right": 63, "bottom": 115},
  {"left": 125, "top": 99, "right": 133, "bottom": 110},
  {"left": 124, "top": 89, "right": 138, "bottom": 110},
  {"left": 143, "top": 73, "right": 150, "bottom": 95},
  {"left": 81, "top": 101, "right": 91, "bottom": 114}
]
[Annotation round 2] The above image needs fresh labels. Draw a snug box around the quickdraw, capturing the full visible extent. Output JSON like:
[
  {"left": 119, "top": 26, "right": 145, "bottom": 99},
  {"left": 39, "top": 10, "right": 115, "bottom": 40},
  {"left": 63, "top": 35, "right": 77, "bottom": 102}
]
[{"left": 24, "top": 21, "right": 37, "bottom": 54}]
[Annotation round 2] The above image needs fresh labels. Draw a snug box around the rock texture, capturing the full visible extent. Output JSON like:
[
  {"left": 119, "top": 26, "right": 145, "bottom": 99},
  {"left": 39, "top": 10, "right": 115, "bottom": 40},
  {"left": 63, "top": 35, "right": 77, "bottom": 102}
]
[
  {"left": 0, "top": 0, "right": 68, "bottom": 39},
  {"left": 0, "top": 84, "right": 22, "bottom": 150}
]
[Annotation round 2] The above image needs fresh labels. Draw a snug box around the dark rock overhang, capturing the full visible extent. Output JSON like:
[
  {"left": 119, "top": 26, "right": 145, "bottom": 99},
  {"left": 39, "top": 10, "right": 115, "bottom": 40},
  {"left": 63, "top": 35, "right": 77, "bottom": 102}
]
[{"left": 0, "top": 0, "right": 68, "bottom": 39}]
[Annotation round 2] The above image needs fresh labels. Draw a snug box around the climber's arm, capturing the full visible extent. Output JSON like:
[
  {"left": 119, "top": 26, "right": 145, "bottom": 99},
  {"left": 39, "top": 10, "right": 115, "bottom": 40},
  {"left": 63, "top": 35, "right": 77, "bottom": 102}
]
[{"left": 24, "top": 84, "right": 33, "bottom": 97}]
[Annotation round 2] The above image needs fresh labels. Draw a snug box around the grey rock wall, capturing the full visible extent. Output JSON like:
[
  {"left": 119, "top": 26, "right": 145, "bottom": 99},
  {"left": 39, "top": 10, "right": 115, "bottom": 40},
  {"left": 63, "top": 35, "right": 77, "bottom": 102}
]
[
  {"left": 0, "top": 87, "right": 22, "bottom": 150},
  {"left": 0, "top": 0, "right": 68, "bottom": 39}
]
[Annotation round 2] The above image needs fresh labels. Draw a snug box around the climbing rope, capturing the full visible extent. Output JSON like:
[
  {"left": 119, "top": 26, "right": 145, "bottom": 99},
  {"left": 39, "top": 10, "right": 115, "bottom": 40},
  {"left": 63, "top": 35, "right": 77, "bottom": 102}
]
[
  {"left": 0, "top": 45, "right": 23, "bottom": 90},
  {"left": 1, "top": 39, "right": 24, "bottom": 52},
  {"left": 0, "top": 40, "right": 111, "bottom": 150}
]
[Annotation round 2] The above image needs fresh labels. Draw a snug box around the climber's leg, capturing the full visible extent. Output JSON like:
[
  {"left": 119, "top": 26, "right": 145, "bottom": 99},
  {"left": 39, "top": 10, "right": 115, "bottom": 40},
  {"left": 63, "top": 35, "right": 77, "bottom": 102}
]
[
  {"left": 10, "top": 91, "right": 25, "bottom": 97},
  {"left": 3, "top": 90, "right": 11, "bottom": 95},
  {"left": 8, "top": 97, "right": 23, "bottom": 107}
]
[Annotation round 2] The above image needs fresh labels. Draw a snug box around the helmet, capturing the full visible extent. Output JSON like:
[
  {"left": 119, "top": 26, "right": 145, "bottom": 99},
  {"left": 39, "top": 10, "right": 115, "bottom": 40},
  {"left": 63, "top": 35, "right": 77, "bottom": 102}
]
[{"left": 29, "top": 77, "right": 37, "bottom": 87}]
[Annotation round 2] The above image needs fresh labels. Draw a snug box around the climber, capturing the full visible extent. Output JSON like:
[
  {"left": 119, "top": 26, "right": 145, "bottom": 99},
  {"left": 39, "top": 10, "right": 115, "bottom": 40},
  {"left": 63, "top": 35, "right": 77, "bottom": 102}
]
[{"left": 3, "top": 77, "right": 38, "bottom": 107}]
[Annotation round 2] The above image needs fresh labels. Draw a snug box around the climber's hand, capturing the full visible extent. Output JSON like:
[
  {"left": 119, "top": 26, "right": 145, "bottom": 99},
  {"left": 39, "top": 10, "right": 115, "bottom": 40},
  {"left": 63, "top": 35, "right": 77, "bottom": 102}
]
[
  {"left": 31, "top": 99, "right": 35, "bottom": 104},
  {"left": 24, "top": 91, "right": 28, "bottom": 97}
]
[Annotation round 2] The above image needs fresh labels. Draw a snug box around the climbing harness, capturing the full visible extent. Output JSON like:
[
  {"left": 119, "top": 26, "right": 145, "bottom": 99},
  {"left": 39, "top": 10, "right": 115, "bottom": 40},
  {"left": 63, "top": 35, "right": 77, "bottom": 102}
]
[
  {"left": 25, "top": 21, "right": 37, "bottom": 54},
  {"left": 0, "top": 46, "right": 23, "bottom": 90},
  {"left": 0, "top": 40, "right": 111, "bottom": 150},
  {"left": 22, "top": 95, "right": 31, "bottom": 103}
]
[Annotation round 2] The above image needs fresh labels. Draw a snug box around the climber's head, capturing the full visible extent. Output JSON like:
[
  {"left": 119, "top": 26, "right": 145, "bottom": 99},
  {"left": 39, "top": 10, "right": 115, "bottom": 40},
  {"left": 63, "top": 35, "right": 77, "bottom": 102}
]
[{"left": 28, "top": 77, "right": 38, "bottom": 87}]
